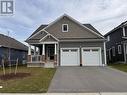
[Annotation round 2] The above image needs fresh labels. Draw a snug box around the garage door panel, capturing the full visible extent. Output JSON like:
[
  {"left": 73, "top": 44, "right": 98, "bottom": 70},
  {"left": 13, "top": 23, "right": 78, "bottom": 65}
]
[
  {"left": 82, "top": 48, "right": 101, "bottom": 66},
  {"left": 61, "top": 48, "right": 79, "bottom": 66}
]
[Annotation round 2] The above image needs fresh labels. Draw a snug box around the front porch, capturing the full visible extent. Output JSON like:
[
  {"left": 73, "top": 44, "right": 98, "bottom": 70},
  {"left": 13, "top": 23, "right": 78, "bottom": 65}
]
[{"left": 27, "top": 43, "right": 58, "bottom": 68}]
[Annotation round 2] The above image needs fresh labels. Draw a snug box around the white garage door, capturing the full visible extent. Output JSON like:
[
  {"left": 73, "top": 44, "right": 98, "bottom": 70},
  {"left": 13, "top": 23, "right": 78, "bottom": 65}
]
[
  {"left": 61, "top": 48, "right": 79, "bottom": 66},
  {"left": 82, "top": 48, "right": 101, "bottom": 66}
]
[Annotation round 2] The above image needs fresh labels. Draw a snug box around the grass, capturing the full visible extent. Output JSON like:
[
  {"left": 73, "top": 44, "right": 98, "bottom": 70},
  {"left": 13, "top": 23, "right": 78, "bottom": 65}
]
[
  {"left": 108, "top": 63, "right": 127, "bottom": 72},
  {"left": 0, "top": 65, "right": 56, "bottom": 93}
]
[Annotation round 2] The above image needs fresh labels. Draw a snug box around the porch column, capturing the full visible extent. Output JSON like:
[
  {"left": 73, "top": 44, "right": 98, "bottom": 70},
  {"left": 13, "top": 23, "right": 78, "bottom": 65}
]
[
  {"left": 54, "top": 43, "right": 57, "bottom": 65},
  {"left": 34, "top": 46, "right": 36, "bottom": 55},
  {"left": 55, "top": 43, "right": 57, "bottom": 55},
  {"left": 38, "top": 47, "right": 40, "bottom": 55},
  {"left": 42, "top": 44, "right": 45, "bottom": 55},
  {"left": 28, "top": 44, "right": 31, "bottom": 62},
  {"left": 28, "top": 44, "right": 31, "bottom": 55},
  {"left": 42, "top": 44, "right": 45, "bottom": 62}
]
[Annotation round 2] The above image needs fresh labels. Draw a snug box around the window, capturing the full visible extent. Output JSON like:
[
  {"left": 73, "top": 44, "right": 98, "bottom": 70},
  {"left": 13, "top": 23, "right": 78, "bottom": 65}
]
[
  {"left": 71, "top": 49, "right": 77, "bottom": 52},
  {"left": 83, "top": 49, "right": 90, "bottom": 52},
  {"left": 92, "top": 49, "right": 99, "bottom": 51},
  {"left": 107, "top": 35, "right": 110, "bottom": 41},
  {"left": 123, "top": 27, "right": 125, "bottom": 36},
  {"left": 62, "top": 24, "right": 68, "bottom": 32},
  {"left": 118, "top": 45, "right": 122, "bottom": 54},
  {"left": 62, "top": 49, "right": 69, "bottom": 52},
  {"left": 112, "top": 47, "right": 115, "bottom": 56}
]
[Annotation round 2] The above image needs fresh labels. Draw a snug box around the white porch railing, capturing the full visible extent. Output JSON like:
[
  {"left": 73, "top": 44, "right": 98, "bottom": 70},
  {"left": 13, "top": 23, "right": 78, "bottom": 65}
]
[{"left": 31, "top": 55, "right": 42, "bottom": 62}]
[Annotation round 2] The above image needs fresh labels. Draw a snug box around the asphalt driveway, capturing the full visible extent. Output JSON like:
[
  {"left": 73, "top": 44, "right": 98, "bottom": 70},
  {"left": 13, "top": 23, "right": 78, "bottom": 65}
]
[{"left": 48, "top": 66, "right": 127, "bottom": 93}]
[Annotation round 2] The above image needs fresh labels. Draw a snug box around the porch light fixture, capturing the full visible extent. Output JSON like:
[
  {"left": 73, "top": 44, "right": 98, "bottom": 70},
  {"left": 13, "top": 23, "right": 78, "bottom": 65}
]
[{"left": 0, "top": 86, "right": 3, "bottom": 88}]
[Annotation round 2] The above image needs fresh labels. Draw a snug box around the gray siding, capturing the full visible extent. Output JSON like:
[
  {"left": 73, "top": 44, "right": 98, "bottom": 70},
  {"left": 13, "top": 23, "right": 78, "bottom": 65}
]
[
  {"left": 0, "top": 47, "right": 27, "bottom": 66},
  {"left": 46, "top": 16, "right": 102, "bottom": 39},
  {"left": 105, "top": 27, "right": 126, "bottom": 63}
]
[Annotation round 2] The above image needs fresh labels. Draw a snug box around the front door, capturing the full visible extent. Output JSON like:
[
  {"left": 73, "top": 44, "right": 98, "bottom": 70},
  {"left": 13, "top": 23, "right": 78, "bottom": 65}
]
[{"left": 47, "top": 45, "right": 54, "bottom": 61}]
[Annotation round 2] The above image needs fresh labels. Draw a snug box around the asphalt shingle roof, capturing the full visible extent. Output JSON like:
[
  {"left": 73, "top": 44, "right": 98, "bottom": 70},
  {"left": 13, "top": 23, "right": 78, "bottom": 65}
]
[
  {"left": 104, "top": 21, "right": 127, "bottom": 36},
  {"left": 29, "top": 25, "right": 48, "bottom": 38},
  {"left": 83, "top": 24, "right": 103, "bottom": 36},
  {"left": 0, "top": 34, "right": 28, "bottom": 51}
]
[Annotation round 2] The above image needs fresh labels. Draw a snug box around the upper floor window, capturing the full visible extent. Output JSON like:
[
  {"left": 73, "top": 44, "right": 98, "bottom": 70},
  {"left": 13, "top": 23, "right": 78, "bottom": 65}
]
[
  {"left": 62, "top": 24, "right": 68, "bottom": 32},
  {"left": 107, "top": 35, "right": 110, "bottom": 41},
  {"left": 123, "top": 27, "right": 125, "bottom": 36},
  {"left": 112, "top": 46, "right": 115, "bottom": 56},
  {"left": 118, "top": 45, "right": 122, "bottom": 54}
]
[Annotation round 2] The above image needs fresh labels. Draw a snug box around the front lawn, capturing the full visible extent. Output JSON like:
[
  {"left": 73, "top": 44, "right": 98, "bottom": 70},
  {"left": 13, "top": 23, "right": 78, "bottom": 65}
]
[
  {"left": 109, "top": 63, "right": 127, "bottom": 72},
  {"left": 0, "top": 66, "right": 56, "bottom": 93}
]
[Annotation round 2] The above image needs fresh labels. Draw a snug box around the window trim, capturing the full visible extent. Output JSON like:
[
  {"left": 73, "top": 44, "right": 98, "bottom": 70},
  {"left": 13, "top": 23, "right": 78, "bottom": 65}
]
[
  {"left": 62, "top": 24, "right": 68, "bottom": 32},
  {"left": 112, "top": 46, "right": 115, "bottom": 56},
  {"left": 107, "top": 35, "right": 110, "bottom": 41},
  {"left": 118, "top": 45, "right": 122, "bottom": 54},
  {"left": 123, "top": 27, "right": 126, "bottom": 36}
]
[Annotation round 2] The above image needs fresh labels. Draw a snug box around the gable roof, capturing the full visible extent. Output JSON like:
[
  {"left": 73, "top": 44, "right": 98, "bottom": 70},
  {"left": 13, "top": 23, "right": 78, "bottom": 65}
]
[
  {"left": 40, "top": 34, "right": 58, "bottom": 42},
  {"left": 104, "top": 21, "right": 127, "bottom": 36},
  {"left": 26, "top": 14, "right": 104, "bottom": 43},
  {"left": 44, "top": 14, "right": 104, "bottom": 38},
  {"left": 26, "top": 24, "right": 48, "bottom": 40},
  {"left": 0, "top": 34, "right": 28, "bottom": 51},
  {"left": 30, "top": 30, "right": 47, "bottom": 40}
]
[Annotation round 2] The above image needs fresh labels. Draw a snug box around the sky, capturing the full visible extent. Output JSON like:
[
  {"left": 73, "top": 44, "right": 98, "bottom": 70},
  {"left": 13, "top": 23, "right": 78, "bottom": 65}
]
[{"left": 0, "top": 0, "right": 127, "bottom": 45}]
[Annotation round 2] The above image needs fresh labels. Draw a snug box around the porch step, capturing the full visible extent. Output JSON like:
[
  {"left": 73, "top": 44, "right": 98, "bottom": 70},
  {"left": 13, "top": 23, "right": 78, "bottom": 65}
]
[
  {"left": 44, "top": 62, "right": 54, "bottom": 68},
  {"left": 27, "top": 63, "right": 44, "bottom": 67}
]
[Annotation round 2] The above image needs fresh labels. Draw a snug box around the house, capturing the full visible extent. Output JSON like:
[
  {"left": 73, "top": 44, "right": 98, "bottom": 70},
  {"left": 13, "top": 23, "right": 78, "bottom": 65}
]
[
  {"left": 0, "top": 34, "right": 28, "bottom": 66},
  {"left": 25, "top": 14, "right": 107, "bottom": 67},
  {"left": 104, "top": 21, "right": 127, "bottom": 63}
]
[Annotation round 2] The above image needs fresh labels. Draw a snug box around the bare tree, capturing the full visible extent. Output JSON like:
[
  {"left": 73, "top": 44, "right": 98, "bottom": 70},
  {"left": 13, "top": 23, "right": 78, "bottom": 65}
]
[
  {"left": 2, "top": 59, "right": 5, "bottom": 75},
  {"left": 15, "top": 59, "right": 18, "bottom": 75}
]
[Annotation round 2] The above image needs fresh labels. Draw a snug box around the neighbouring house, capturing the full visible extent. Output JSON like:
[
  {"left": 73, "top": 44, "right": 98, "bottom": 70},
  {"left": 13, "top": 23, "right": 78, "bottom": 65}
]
[
  {"left": 0, "top": 34, "right": 28, "bottom": 66},
  {"left": 104, "top": 21, "right": 127, "bottom": 63},
  {"left": 25, "top": 14, "right": 107, "bottom": 67}
]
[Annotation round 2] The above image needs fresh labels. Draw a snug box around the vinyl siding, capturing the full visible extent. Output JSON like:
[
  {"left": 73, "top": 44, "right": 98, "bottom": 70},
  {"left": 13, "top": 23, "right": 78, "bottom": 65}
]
[
  {"left": 0, "top": 47, "right": 27, "bottom": 66},
  {"left": 45, "top": 16, "right": 102, "bottom": 39},
  {"left": 105, "top": 28, "right": 126, "bottom": 63}
]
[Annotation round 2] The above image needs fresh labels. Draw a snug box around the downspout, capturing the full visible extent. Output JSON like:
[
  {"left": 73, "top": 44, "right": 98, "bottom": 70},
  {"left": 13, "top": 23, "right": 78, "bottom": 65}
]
[{"left": 123, "top": 43, "right": 126, "bottom": 63}]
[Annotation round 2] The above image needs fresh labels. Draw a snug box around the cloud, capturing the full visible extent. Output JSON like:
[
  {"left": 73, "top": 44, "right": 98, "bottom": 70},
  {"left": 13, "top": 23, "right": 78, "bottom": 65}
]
[{"left": 0, "top": 0, "right": 127, "bottom": 44}]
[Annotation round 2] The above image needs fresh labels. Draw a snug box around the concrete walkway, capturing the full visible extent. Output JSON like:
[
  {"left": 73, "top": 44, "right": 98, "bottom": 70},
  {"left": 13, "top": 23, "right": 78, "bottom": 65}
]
[{"left": 48, "top": 67, "right": 127, "bottom": 93}]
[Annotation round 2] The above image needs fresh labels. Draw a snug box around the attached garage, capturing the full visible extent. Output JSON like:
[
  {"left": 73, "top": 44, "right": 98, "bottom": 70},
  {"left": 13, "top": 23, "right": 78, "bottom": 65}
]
[
  {"left": 82, "top": 47, "right": 102, "bottom": 66},
  {"left": 60, "top": 48, "right": 80, "bottom": 66}
]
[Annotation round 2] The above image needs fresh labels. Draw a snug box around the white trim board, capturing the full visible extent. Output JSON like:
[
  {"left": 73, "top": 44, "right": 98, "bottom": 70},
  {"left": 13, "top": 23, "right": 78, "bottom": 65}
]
[
  {"left": 39, "top": 33, "right": 59, "bottom": 42},
  {"left": 43, "top": 30, "right": 59, "bottom": 41},
  {"left": 104, "top": 42, "right": 107, "bottom": 65}
]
